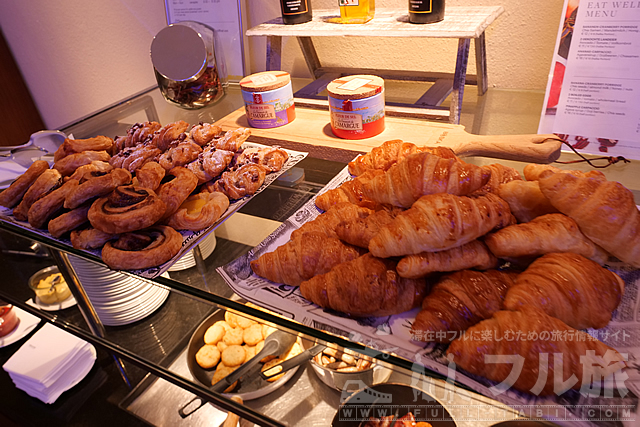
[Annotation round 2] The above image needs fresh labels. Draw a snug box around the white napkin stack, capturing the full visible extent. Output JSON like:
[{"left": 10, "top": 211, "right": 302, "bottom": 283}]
[{"left": 2, "top": 322, "right": 96, "bottom": 404}]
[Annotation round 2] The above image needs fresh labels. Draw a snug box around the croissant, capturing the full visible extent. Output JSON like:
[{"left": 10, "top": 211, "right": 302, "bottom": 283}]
[
  {"left": 335, "top": 206, "right": 402, "bottom": 249},
  {"left": 447, "top": 307, "right": 626, "bottom": 395},
  {"left": 362, "top": 151, "right": 490, "bottom": 208},
  {"left": 411, "top": 269, "right": 517, "bottom": 343},
  {"left": 347, "top": 139, "right": 460, "bottom": 176},
  {"left": 300, "top": 253, "right": 428, "bottom": 317},
  {"left": 250, "top": 232, "right": 364, "bottom": 287},
  {"left": 503, "top": 253, "right": 624, "bottom": 330},
  {"left": 291, "top": 202, "right": 374, "bottom": 240},
  {"left": 478, "top": 163, "right": 522, "bottom": 193},
  {"left": 484, "top": 213, "right": 609, "bottom": 264},
  {"left": 369, "top": 192, "right": 513, "bottom": 258},
  {"left": 523, "top": 163, "right": 606, "bottom": 181},
  {"left": 397, "top": 240, "right": 498, "bottom": 279},
  {"left": 314, "top": 169, "right": 384, "bottom": 212},
  {"left": 497, "top": 180, "right": 559, "bottom": 223},
  {"left": 538, "top": 172, "right": 640, "bottom": 267}
]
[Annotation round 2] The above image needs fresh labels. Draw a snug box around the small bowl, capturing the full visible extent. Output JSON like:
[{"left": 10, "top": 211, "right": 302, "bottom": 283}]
[
  {"left": 28, "top": 266, "right": 72, "bottom": 305},
  {"left": 0, "top": 304, "right": 20, "bottom": 337}
]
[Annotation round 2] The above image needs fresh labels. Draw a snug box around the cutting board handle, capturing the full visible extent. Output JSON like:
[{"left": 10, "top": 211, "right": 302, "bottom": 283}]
[{"left": 446, "top": 133, "right": 562, "bottom": 164}]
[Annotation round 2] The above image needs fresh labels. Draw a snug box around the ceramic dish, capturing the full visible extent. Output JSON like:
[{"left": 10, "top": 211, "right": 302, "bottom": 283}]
[{"left": 0, "top": 306, "right": 41, "bottom": 348}]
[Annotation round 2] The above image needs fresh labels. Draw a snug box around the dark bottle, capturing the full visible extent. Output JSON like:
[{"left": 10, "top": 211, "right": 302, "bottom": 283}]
[
  {"left": 280, "top": 0, "right": 313, "bottom": 25},
  {"left": 409, "top": 0, "right": 445, "bottom": 24}
]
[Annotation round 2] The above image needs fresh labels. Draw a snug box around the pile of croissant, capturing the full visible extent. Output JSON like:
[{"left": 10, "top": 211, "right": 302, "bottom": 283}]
[
  {"left": 250, "top": 139, "right": 639, "bottom": 395},
  {"left": 0, "top": 121, "right": 288, "bottom": 270}
]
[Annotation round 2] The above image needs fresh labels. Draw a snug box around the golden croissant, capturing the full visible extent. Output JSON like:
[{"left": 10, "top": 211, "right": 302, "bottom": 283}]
[
  {"left": 347, "top": 139, "right": 460, "bottom": 176},
  {"left": 314, "top": 169, "right": 384, "bottom": 212},
  {"left": 538, "top": 172, "right": 640, "bottom": 267},
  {"left": 300, "top": 253, "right": 428, "bottom": 317},
  {"left": 411, "top": 269, "right": 517, "bottom": 343},
  {"left": 497, "top": 180, "right": 559, "bottom": 223},
  {"left": 369, "top": 192, "right": 513, "bottom": 258},
  {"left": 362, "top": 151, "right": 490, "bottom": 208},
  {"left": 335, "top": 206, "right": 403, "bottom": 249},
  {"left": 397, "top": 240, "right": 498, "bottom": 279},
  {"left": 291, "top": 202, "right": 373, "bottom": 240},
  {"left": 478, "top": 163, "right": 523, "bottom": 193},
  {"left": 484, "top": 213, "right": 609, "bottom": 264},
  {"left": 503, "top": 252, "right": 624, "bottom": 330},
  {"left": 447, "top": 307, "right": 626, "bottom": 395},
  {"left": 523, "top": 163, "right": 606, "bottom": 181},
  {"left": 250, "top": 232, "right": 364, "bottom": 287}
]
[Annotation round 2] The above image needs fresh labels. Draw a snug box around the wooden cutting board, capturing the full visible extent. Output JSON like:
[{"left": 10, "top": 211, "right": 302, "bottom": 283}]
[{"left": 213, "top": 106, "right": 562, "bottom": 164}]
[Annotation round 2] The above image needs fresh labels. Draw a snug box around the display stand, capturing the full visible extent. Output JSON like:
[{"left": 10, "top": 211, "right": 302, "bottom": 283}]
[{"left": 246, "top": 7, "right": 504, "bottom": 124}]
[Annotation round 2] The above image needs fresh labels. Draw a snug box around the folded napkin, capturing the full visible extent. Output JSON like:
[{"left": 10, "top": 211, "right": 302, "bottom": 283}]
[{"left": 3, "top": 322, "right": 96, "bottom": 404}]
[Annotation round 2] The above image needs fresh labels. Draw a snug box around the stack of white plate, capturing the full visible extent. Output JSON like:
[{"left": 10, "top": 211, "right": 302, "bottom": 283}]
[
  {"left": 68, "top": 256, "right": 170, "bottom": 327},
  {"left": 168, "top": 231, "right": 217, "bottom": 272}
]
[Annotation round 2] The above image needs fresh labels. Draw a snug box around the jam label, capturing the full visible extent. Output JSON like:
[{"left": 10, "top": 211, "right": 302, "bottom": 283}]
[
  {"left": 250, "top": 73, "right": 278, "bottom": 85},
  {"left": 332, "top": 112, "right": 363, "bottom": 130},
  {"left": 248, "top": 104, "right": 277, "bottom": 120}
]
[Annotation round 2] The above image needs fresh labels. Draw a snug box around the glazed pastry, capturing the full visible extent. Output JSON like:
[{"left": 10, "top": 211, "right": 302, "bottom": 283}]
[
  {"left": 334, "top": 206, "right": 402, "bottom": 249},
  {"left": 447, "top": 307, "right": 626, "bottom": 395},
  {"left": 53, "top": 151, "right": 111, "bottom": 176},
  {"left": 0, "top": 160, "right": 50, "bottom": 208},
  {"left": 397, "top": 240, "right": 499, "bottom": 279},
  {"left": 109, "top": 144, "right": 162, "bottom": 173},
  {"left": 134, "top": 161, "right": 165, "bottom": 191},
  {"left": 538, "top": 172, "right": 640, "bottom": 267},
  {"left": 88, "top": 185, "right": 167, "bottom": 234},
  {"left": 48, "top": 204, "right": 91, "bottom": 238},
  {"left": 190, "top": 122, "right": 222, "bottom": 146},
  {"left": 70, "top": 227, "right": 119, "bottom": 250},
  {"left": 114, "top": 121, "right": 162, "bottom": 152},
  {"left": 101, "top": 225, "right": 183, "bottom": 270},
  {"left": 369, "top": 192, "right": 513, "bottom": 258},
  {"left": 201, "top": 147, "right": 235, "bottom": 180},
  {"left": 151, "top": 120, "right": 189, "bottom": 152},
  {"left": 13, "top": 169, "right": 62, "bottom": 221},
  {"left": 347, "top": 139, "right": 460, "bottom": 176},
  {"left": 503, "top": 253, "right": 624, "bottom": 330},
  {"left": 67, "top": 161, "right": 113, "bottom": 182},
  {"left": 300, "top": 253, "right": 428, "bottom": 317},
  {"left": 27, "top": 179, "right": 79, "bottom": 229},
  {"left": 250, "top": 232, "right": 365, "bottom": 287},
  {"left": 314, "top": 169, "right": 385, "bottom": 212},
  {"left": 411, "top": 269, "right": 517, "bottom": 343},
  {"left": 478, "top": 163, "right": 523, "bottom": 193},
  {"left": 213, "top": 128, "right": 251, "bottom": 152},
  {"left": 64, "top": 168, "right": 132, "bottom": 209},
  {"left": 210, "top": 163, "right": 266, "bottom": 200},
  {"left": 158, "top": 137, "right": 203, "bottom": 171},
  {"left": 156, "top": 166, "right": 198, "bottom": 221},
  {"left": 484, "top": 213, "right": 609, "bottom": 264},
  {"left": 497, "top": 180, "right": 559, "bottom": 223},
  {"left": 53, "top": 135, "right": 115, "bottom": 162},
  {"left": 166, "top": 191, "right": 230, "bottom": 231},
  {"left": 362, "top": 152, "right": 490, "bottom": 208},
  {"left": 234, "top": 146, "right": 289, "bottom": 172},
  {"left": 523, "top": 163, "right": 606, "bottom": 181},
  {"left": 291, "top": 202, "right": 374, "bottom": 240}
]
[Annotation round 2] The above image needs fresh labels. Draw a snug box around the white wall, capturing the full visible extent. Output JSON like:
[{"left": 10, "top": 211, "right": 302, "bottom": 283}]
[{"left": 0, "top": 0, "right": 564, "bottom": 130}]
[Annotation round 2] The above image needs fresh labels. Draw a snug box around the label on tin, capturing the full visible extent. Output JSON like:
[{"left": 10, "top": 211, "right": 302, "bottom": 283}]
[
  {"left": 331, "top": 112, "right": 363, "bottom": 131},
  {"left": 250, "top": 73, "right": 278, "bottom": 85},
  {"left": 247, "top": 104, "right": 276, "bottom": 120},
  {"left": 337, "top": 78, "right": 373, "bottom": 91}
]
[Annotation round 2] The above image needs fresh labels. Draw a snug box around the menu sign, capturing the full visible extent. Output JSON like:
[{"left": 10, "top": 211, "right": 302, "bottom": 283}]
[{"left": 539, "top": 0, "right": 640, "bottom": 159}]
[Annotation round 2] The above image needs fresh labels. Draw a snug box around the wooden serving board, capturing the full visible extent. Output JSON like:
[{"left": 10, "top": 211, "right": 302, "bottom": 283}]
[{"left": 214, "top": 106, "right": 562, "bottom": 164}]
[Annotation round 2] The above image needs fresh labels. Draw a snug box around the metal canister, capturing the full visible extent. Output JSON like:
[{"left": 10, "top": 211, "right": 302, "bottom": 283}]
[
  {"left": 239, "top": 71, "right": 296, "bottom": 129},
  {"left": 327, "top": 74, "right": 385, "bottom": 140}
]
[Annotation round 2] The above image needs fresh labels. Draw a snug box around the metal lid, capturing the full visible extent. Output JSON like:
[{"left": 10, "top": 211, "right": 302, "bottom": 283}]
[
  {"left": 239, "top": 71, "right": 291, "bottom": 92},
  {"left": 327, "top": 74, "right": 384, "bottom": 100},
  {"left": 150, "top": 24, "right": 207, "bottom": 82}
]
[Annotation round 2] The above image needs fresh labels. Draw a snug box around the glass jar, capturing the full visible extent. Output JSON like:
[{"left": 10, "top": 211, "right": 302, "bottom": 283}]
[
  {"left": 150, "top": 21, "right": 227, "bottom": 109},
  {"left": 338, "top": 0, "right": 375, "bottom": 24}
]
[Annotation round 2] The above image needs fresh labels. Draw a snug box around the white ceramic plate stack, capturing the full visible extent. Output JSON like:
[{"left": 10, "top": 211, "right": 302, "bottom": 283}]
[
  {"left": 168, "top": 231, "right": 217, "bottom": 271},
  {"left": 68, "top": 256, "right": 170, "bottom": 327}
]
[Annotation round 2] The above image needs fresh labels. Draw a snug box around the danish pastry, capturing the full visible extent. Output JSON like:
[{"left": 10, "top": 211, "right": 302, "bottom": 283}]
[
  {"left": 156, "top": 167, "right": 198, "bottom": 222},
  {"left": 109, "top": 144, "right": 161, "bottom": 173},
  {"left": 133, "top": 161, "right": 165, "bottom": 191},
  {"left": 114, "top": 121, "right": 162, "bottom": 152},
  {"left": 166, "top": 191, "right": 229, "bottom": 231},
  {"left": 101, "top": 225, "right": 183, "bottom": 270},
  {"left": 158, "top": 138, "right": 202, "bottom": 171},
  {"left": 0, "top": 160, "right": 50, "bottom": 208},
  {"left": 53, "top": 136, "right": 115, "bottom": 162},
  {"left": 64, "top": 168, "right": 132, "bottom": 209},
  {"left": 210, "top": 163, "right": 266, "bottom": 200},
  {"left": 48, "top": 204, "right": 91, "bottom": 238},
  {"left": 190, "top": 122, "right": 222, "bottom": 146},
  {"left": 70, "top": 227, "right": 119, "bottom": 250},
  {"left": 53, "top": 151, "right": 111, "bottom": 176},
  {"left": 151, "top": 120, "right": 189, "bottom": 152},
  {"left": 213, "top": 128, "right": 251, "bottom": 152},
  {"left": 234, "top": 146, "right": 289, "bottom": 172},
  {"left": 27, "top": 179, "right": 79, "bottom": 229},
  {"left": 201, "top": 147, "right": 234, "bottom": 181},
  {"left": 67, "top": 161, "right": 113, "bottom": 182}
]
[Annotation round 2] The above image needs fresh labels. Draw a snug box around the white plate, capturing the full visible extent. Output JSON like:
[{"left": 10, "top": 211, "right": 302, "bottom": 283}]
[
  {"left": 0, "top": 307, "right": 41, "bottom": 348},
  {"left": 0, "top": 159, "right": 27, "bottom": 189},
  {"left": 26, "top": 295, "right": 77, "bottom": 312}
]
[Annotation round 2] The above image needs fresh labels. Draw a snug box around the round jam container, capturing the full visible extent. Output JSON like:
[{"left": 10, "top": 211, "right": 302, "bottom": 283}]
[
  {"left": 240, "top": 71, "right": 296, "bottom": 129},
  {"left": 327, "top": 74, "right": 385, "bottom": 140}
]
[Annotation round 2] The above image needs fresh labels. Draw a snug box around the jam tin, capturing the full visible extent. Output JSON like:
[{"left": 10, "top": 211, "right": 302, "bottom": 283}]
[
  {"left": 240, "top": 71, "right": 296, "bottom": 128},
  {"left": 327, "top": 74, "right": 385, "bottom": 139}
]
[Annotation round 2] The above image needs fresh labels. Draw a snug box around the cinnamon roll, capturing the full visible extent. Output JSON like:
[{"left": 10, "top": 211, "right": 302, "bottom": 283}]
[
  {"left": 70, "top": 227, "right": 119, "bottom": 250},
  {"left": 53, "top": 136, "right": 115, "bottom": 162},
  {"left": 157, "top": 167, "right": 198, "bottom": 221},
  {"left": 48, "top": 204, "right": 91, "bottom": 238},
  {"left": 134, "top": 161, "right": 165, "bottom": 191},
  {"left": 0, "top": 160, "right": 50, "bottom": 208},
  {"left": 13, "top": 169, "right": 63, "bottom": 221},
  {"left": 190, "top": 122, "right": 222, "bottom": 146},
  {"left": 213, "top": 128, "right": 251, "bottom": 152},
  {"left": 208, "top": 163, "right": 266, "bottom": 200},
  {"left": 64, "top": 168, "right": 132, "bottom": 209},
  {"left": 27, "top": 179, "right": 79, "bottom": 229},
  {"left": 54, "top": 151, "right": 111, "bottom": 176},
  {"left": 166, "top": 191, "right": 230, "bottom": 231},
  {"left": 101, "top": 225, "right": 183, "bottom": 270},
  {"left": 88, "top": 185, "right": 166, "bottom": 234}
]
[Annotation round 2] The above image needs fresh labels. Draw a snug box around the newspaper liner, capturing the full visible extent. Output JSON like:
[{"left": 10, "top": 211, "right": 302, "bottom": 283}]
[
  {"left": 217, "top": 165, "right": 640, "bottom": 426},
  {"left": 0, "top": 143, "right": 307, "bottom": 279}
]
